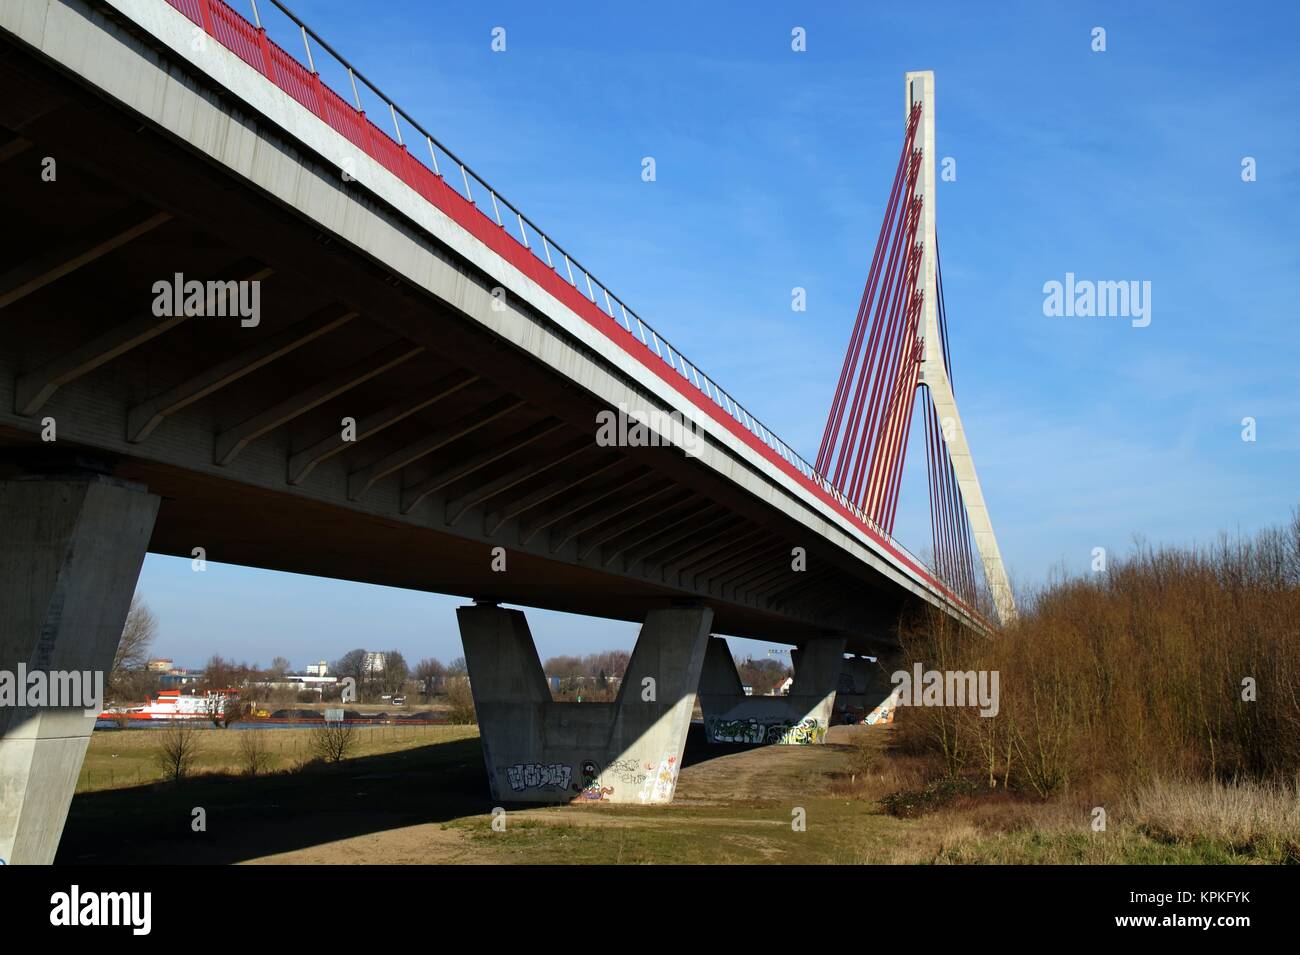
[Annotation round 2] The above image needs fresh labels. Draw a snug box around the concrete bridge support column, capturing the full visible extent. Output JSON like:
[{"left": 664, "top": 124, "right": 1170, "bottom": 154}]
[
  {"left": 699, "top": 635, "right": 846, "bottom": 744},
  {"left": 834, "top": 654, "right": 905, "bottom": 726},
  {"left": 456, "top": 602, "right": 712, "bottom": 804},
  {"left": 0, "top": 476, "right": 159, "bottom": 864}
]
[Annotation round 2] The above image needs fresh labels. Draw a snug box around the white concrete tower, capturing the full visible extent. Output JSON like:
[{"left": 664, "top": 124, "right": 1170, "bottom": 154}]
[{"left": 906, "top": 70, "right": 1017, "bottom": 624}]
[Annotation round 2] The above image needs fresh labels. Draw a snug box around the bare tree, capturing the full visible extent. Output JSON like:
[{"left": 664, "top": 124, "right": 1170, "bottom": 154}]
[
  {"left": 154, "top": 724, "right": 200, "bottom": 782},
  {"left": 381, "top": 650, "right": 409, "bottom": 697},
  {"left": 414, "top": 658, "right": 445, "bottom": 701},
  {"left": 310, "top": 722, "right": 359, "bottom": 762},
  {"left": 544, "top": 654, "right": 584, "bottom": 679},
  {"left": 333, "top": 648, "right": 368, "bottom": 698},
  {"left": 237, "top": 731, "right": 272, "bottom": 776},
  {"left": 201, "top": 655, "right": 236, "bottom": 692},
  {"left": 736, "top": 656, "right": 791, "bottom": 696},
  {"left": 109, "top": 596, "right": 158, "bottom": 700},
  {"left": 443, "top": 675, "right": 476, "bottom": 725},
  {"left": 213, "top": 694, "right": 247, "bottom": 729}
]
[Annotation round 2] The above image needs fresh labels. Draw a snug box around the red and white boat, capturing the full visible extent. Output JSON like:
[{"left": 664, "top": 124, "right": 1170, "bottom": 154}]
[{"left": 100, "top": 689, "right": 232, "bottom": 721}]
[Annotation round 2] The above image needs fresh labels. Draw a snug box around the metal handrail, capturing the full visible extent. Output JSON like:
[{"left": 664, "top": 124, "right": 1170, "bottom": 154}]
[{"left": 196, "top": 0, "right": 944, "bottom": 598}]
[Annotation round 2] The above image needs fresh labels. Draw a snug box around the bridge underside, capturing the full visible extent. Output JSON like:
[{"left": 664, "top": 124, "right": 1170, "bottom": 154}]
[
  {"left": 0, "top": 0, "right": 942, "bottom": 865},
  {"left": 0, "top": 9, "right": 929, "bottom": 649}
]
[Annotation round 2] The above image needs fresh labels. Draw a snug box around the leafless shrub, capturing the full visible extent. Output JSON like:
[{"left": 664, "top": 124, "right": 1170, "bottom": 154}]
[
  {"left": 310, "top": 722, "right": 359, "bottom": 763},
  {"left": 237, "top": 730, "right": 273, "bottom": 775},
  {"left": 896, "top": 512, "right": 1300, "bottom": 795},
  {"left": 154, "top": 724, "right": 200, "bottom": 782},
  {"left": 443, "top": 676, "right": 477, "bottom": 725}
]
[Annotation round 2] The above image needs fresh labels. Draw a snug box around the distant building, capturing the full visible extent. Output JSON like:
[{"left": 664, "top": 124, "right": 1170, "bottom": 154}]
[
  {"left": 772, "top": 676, "right": 794, "bottom": 696},
  {"left": 363, "top": 651, "right": 386, "bottom": 674},
  {"left": 146, "top": 658, "right": 173, "bottom": 672},
  {"left": 247, "top": 674, "right": 339, "bottom": 696},
  {"left": 305, "top": 660, "right": 329, "bottom": 676}
]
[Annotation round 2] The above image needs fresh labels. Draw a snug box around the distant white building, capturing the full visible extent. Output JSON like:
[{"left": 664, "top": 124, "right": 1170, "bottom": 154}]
[
  {"left": 248, "top": 674, "right": 338, "bottom": 695},
  {"left": 305, "top": 660, "right": 329, "bottom": 676},
  {"left": 363, "top": 651, "right": 386, "bottom": 674},
  {"left": 772, "top": 676, "right": 794, "bottom": 696}
]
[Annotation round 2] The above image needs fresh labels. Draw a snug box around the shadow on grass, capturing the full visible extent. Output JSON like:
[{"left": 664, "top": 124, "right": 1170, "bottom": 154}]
[
  {"left": 56, "top": 737, "right": 490, "bottom": 865},
  {"left": 57, "top": 724, "right": 808, "bottom": 864}
]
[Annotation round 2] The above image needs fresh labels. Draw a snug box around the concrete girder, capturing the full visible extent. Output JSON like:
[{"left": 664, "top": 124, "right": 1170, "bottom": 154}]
[
  {"left": 16, "top": 263, "right": 274, "bottom": 416},
  {"left": 683, "top": 538, "right": 777, "bottom": 591},
  {"left": 215, "top": 341, "right": 425, "bottom": 465},
  {"left": 346, "top": 396, "right": 524, "bottom": 501},
  {"left": 517, "top": 467, "right": 652, "bottom": 545},
  {"left": 765, "top": 566, "right": 840, "bottom": 604},
  {"left": 718, "top": 549, "right": 793, "bottom": 601},
  {"left": 482, "top": 452, "right": 621, "bottom": 537},
  {"left": 547, "top": 480, "right": 675, "bottom": 554},
  {"left": 639, "top": 517, "right": 745, "bottom": 575},
  {"left": 736, "top": 561, "right": 808, "bottom": 602},
  {"left": 400, "top": 419, "right": 566, "bottom": 516},
  {"left": 287, "top": 370, "right": 479, "bottom": 485},
  {"left": 442, "top": 439, "right": 589, "bottom": 526},
  {"left": 127, "top": 301, "right": 355, "bottom": 444},
  {"left": 600, "top": 500, "right": 718, "bottom": 568},
  {"left": 621, "top": 511, "right": 738, "bottom": 574},
  {"left": 0, "top": 204, "right": 171, "bottom": 309},
  {"left": 657, "top": 525, "right": 765, "bottom": 586},
  {"left": 574, "top": 490, "right": 695, "bottom": 561},
  {"left": 700, "top": 542, "right": 785, "bottom": 592}
]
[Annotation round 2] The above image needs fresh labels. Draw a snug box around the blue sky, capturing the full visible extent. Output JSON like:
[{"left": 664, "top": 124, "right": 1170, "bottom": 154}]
[{"left": 139, "top": 0, "right": 1299, "bottom": 669}]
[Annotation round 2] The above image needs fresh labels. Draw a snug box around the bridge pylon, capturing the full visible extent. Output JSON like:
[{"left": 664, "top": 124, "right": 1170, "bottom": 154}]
[{"left": 906, "top": 71, "right": 1016, "bottom": 625}]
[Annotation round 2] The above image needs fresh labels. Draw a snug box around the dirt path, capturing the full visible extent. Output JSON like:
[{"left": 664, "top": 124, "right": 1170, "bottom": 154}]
[{"left": 243, "top": 725, "right": 879, "bottom": 864}]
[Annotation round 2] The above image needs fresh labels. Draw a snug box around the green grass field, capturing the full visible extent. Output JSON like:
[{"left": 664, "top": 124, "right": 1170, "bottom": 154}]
[{"left": 77, "top": 724, "right": 469, "bottom": 792}]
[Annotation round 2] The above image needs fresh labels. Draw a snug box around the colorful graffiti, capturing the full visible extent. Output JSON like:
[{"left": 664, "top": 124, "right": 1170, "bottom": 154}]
[
  {"left": 707, "top": 717, "right": 767, "bottom": 744},
  {"left": 637, "top": 753, "right": 679, "bottom": 803},
  {"left": 572, "top": 759, "right": 615, "bottom": 801},
  {"left": 706, "top": 716, "right": 827, "bottom": 745},
  {"left": 863, "top": 687, "right": 903, "bottom": 726},
  {"left": 770, "top": 717, "right": 826, "bottom": 744},
  {"left": 505, "top": 762, "right": 573, "bottom": 792}
]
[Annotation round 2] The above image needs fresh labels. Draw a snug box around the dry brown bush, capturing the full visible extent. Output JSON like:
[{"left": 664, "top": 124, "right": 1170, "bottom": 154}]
[{"left": 895, "top": 512, "right": 1300, "bottom": 796}]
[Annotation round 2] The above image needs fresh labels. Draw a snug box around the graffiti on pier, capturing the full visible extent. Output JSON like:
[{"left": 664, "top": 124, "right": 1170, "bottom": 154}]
[
  {"left": 637, "top": 753, "right": 679, "bottom": 803},
  {"left": 708, "top": 717, "right": 766, "bottom": 744},
  {"left": 572, "top": 759, "right": 615, "bottom": 801},
  {"left": 605, "top": 757, "right": 649, "bottom": 787},
  {"left": 864, "top": 687, "right": 903, "bottom": 726},
  {"left": 707, "top": 716, "right": 827, "bottom": 745},
  {"left": 506, "top": 762, "right": 573, "bottom": 792},
  {"left": 772, "top": 718, "right": 827, "bottom": 745}
]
